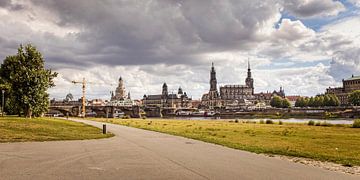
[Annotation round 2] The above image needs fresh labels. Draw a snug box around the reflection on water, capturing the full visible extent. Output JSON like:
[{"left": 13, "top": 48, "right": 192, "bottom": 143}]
[{"left": 163, "top": 117, "right": 355, "bottom": 125}]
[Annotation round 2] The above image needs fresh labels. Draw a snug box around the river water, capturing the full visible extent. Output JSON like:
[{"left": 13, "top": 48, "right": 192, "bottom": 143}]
[{"left": 164, "top": 117, "right": 355, "bottom": 125}]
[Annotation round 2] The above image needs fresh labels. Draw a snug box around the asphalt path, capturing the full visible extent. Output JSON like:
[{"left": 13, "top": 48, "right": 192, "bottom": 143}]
[{"left": 0, "top": 118, "right": 358, "bottom": 180}]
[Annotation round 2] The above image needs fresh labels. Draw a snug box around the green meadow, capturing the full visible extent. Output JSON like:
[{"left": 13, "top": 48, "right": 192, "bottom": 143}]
[
  {"left": 89, "top": 118, "right": 360, "bottom": 166},
  {"left": 0, "top": 116, "right": 113, "bottom": 142}
]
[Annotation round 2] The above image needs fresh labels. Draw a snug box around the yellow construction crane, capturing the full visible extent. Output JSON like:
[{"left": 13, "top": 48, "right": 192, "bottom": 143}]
[
  {"left": 71, "top": 78, "right": 87, "bottom": 117},
  {"left": 71, "top": 78, "right": 117, "bottom": 118}
]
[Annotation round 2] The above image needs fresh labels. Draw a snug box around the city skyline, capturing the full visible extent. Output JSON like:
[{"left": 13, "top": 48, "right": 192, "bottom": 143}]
[{"left": 0, "top": 0, "right": 360, "bottom": 100}]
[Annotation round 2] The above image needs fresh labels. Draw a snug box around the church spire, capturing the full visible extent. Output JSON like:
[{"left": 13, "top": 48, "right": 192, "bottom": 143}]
[
  {"left": 248, "top": 58, "right": 250, "bottom": 70},
  {"left": 210, "top": 62, "right": 217, "bottom": 91}
]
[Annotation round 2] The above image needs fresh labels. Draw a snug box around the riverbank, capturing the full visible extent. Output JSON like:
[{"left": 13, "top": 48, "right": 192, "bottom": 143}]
[
  {"left": 87, "top": 117, "right": 360, "bottom": 167},
  {"left": 0, "top": 116, "right": 113, "bottom": 143}
]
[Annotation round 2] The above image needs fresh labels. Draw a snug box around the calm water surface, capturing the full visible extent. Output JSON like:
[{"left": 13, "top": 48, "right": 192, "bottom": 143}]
[{"left": 164, "top": 117, "right": 355, "bottom": 124}]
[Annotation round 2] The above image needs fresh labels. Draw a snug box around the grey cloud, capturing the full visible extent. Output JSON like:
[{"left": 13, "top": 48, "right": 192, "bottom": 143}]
[
  {"left": 329, "top": 48, "right": 360, "bottom": 81},
  {"left": 24, "top": 0, "right": 281, "bottom": 69},
  {"left": 283, "top": 0, "right": 345, "bottom": 18}
]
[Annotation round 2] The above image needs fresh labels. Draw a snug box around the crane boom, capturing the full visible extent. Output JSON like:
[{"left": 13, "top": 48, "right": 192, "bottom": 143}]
[{"left": 72, "top": 78, "right": 86, "bottom": 117}]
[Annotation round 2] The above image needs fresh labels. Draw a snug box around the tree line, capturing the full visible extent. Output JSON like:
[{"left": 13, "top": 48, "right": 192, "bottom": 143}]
[
  {"left": 0, "top": 44, "right": 57, "bottom": 118},
  {"left": 295, "top": 94, "right": 340, "bottom": 107}
]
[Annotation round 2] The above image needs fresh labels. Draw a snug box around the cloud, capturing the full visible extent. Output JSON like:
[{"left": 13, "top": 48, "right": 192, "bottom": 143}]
[
  {"left": 0, "top": 0, "right": 359, "bottom": 99},
  {"left": 282, "top": 0, "right": 345, "bottom": 18}
]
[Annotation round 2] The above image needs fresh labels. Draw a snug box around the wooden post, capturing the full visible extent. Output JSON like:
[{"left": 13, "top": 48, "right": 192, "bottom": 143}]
[{"left": 103, "top": 124, "right": 106, "bottom": 134}]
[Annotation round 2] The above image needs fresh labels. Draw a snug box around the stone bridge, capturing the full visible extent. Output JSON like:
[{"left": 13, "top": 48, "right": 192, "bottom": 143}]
[{"left": 49, "top": 105, "right": 140, "bottom": 118}]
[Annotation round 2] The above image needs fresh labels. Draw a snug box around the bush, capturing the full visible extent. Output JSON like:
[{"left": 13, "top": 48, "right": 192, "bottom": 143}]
[
  {"left": 279, "top": 121, "right": 283, "bottom": 125},
  {"left": 315, "top": 121, "right": 321, "bottom": 126},
  {"left": 352, "top": 119, "right": 360, "bottom": 128},
  {"left": 259, "top": 120, "right": 265, "bottom": 124},
  {"left": 308, "top": 120, "right": 315, "bottom": 126},
  {"left": 266, "top": 120, "right": 273, "bottom": 124},
  {"left": 321, "top": 121, "right": 333, "bottom": 127},
  {"left": 234, "top": 119, "right": 239, "bottom": 123}
]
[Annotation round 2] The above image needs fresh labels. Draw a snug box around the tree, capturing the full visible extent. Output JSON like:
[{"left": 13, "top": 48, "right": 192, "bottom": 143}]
[
  {"left": 282, "top": 98, "right": 291, "bottom": 108},
  {"left": 0, "top": 44, "right": 57, "bottom": 118},
  {"left": 329, "top": 94, "right": 340, "bottom": 106},
  {"left": 270, "top": 95, "right": 283, "bottom": 108},
  {"left": 308, "top": 97, "right": 315, "bottom": 107},
  {"left": 323, "top": 95, "right": 331, "bottom": 107},
  {"left": 349, "top": 90, "right": 360, "bottom": 106}
]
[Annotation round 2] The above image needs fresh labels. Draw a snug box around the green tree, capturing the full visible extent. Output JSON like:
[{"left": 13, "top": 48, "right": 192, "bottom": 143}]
[
  {"left": 282, "top": 98, "right": 291, "bottom": 108},
  {"left": 323, "top": 95, "right": 331, "bottom": 107},
  {"left": 270, "top": 95, "right": 283, "bottom": 108},
  {"left": 0, "top": 44, "right": 57, "bottom": 118},
  {"left": 349, "top": 90, "right": 360, "bottom": 106},
  {"left": 308, "top": 97, "right": 315, "bottom": 107},
  {"left": 329, "top": 94, "right": 340, "bottom": 106},
  {"left": 295, "top": 97, "right": 302, "bottom": 107}
]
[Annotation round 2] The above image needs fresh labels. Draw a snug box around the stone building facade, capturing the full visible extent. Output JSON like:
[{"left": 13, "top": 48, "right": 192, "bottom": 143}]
[
  {"left": 201, "top": 62, "right": 285, "bottom": 109},
  {"left": 143, "top": 83, "right": 192, "bottom": 108},
  {"left": 109, "top": 76, "right": 133, "bottom": 106},
  {"left": 111, "top": 77, "right": 130, "bottom": 100},
  {"left": 326, "top": 75, "right": 360, "bottom": 105}
]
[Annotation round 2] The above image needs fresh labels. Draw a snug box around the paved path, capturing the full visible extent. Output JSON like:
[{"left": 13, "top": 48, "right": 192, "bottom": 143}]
[{"left": 0, "top": 118, "right": 358, "bottom": 180}]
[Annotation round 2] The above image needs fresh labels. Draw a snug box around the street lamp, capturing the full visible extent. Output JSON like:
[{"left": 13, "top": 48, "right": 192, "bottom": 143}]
[{"left": 1, "top": 90, "right": 4, "bottom": 117}]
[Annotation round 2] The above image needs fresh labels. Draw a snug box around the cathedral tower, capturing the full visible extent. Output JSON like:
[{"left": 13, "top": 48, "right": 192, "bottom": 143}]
[
  {"left": 210, "top": 62, "right": 217, "bottom": 91},
  {"left": 245, "top": 60, "right": 254, "bottom": 94},
  {"left": 162, "top": 83, "right": 168, "bottom": 97}
]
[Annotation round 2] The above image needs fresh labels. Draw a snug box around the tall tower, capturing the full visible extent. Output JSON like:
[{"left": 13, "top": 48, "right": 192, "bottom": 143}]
[
  {"left": 210, "top": 62, "right": 217, "bottom": 91},
  {"left": 162, "top": 83, "right": 168, "bottom": 97},
  {"left": 114, "top": 76, "right": 126, "bottom": 100},
  {"left": 245, "top": 60, "right": 254, "bottom": 94}
]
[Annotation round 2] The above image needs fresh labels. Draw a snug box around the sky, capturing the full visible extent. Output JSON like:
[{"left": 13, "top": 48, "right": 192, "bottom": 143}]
[{"left": 0, "top": 0, "right": 360, "bottom": 100}]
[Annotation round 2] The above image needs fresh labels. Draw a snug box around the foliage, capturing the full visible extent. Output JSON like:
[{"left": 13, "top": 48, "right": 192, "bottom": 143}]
[
  {"left": 353, "top": 120, "right": 360, "bottom": 128},
  {"left": 308, "top": 120, "right": 315, "bottom": 126},
  {"left": 0, "top": 44, "right": 57, "bottom": 118},
  {"left": 348, "top": 90, "right": 360, "bottom": 106},
  {"left": 282, "top": 98, "right": 291, "bottom": 108},
  {"left": 295, "top": 94, "right": 340, "bottom": 107},
  {"left": 270, "top": 95, "right": 291, "bottom": 108},
  {"left": 265, "top": 120, "right": 273, "bottom": 124}
]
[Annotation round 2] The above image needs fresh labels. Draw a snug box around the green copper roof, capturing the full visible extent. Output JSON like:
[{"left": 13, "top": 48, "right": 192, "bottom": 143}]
[{"left": 346, "top": 75, "right": 360, "bottom": 81}]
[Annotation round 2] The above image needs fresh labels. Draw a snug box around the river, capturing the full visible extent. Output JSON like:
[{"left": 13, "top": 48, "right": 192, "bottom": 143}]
[{"left": 162, "top": 117, "right": 355, "bottom": 125}]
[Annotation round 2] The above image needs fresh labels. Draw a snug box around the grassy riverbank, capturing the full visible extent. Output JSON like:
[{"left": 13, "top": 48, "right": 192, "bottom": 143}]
[
  {"left": 88, "top": 118, "right": 360, "bottom": 166},
  {"left": 0, "top": 116, "right": 113, "bottom": 143}
]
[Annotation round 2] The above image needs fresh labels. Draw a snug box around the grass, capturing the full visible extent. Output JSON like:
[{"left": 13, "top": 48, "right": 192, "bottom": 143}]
[
  {"left": 0, "top": 116, "right": 113, "bottom": 143},
  {"left": 87, "top": 117, "right": 360, "bottom": 166}
]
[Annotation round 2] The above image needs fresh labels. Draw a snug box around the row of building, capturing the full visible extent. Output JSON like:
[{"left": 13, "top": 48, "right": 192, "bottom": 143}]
[{"left": 107, "top": 61, "right": 359, "bottom": 109}]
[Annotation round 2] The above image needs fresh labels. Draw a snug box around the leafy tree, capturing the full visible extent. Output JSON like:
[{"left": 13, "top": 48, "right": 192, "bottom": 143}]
[
  {"left": 323, "top": 95, "right": 331, "bottom": 107},
  {"left": 282, "top": 98, "right": 291, "bottom": 108},
  {"left": 270, "top": 95, "right": 283, "bottom": 108},
  {"left": 329, "top": 94, "right": 340, "bottom": 106},
  {"left": 308, "top": 97, "right": 315, "bottom": 107},
  {"left": 0, "top": 44, "right": 57, "bottom": 118},
  {"left": 349, "top": 90, "right": 360, "bottom": 106}
]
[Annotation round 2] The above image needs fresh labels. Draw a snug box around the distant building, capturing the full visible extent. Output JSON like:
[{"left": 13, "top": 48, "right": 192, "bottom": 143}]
[
  {"left": 143, "top": 83, "right": 192, "bottom": 108},
  {"left": 109, "top": 76, "right": 134, "bottom": 106},
  {"left": 111, "top": 77, "right": 129, "bottom": 100},
  {"left": 201, "top": 61, "right": 285, "bottom": 109},
  {"left": 326, "top": 75, "right": 360, "bottom": 105},
  {"left": 286, "top": 95, "right": 301, "bottom": 107}
]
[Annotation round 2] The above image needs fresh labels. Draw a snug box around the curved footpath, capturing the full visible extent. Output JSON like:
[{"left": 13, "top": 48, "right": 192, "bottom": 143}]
[{"left": 0, "top": 118, "right": 358, "bottom": 180}]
